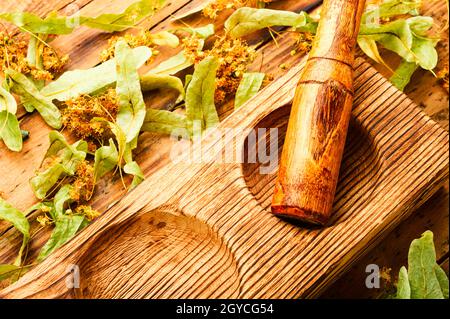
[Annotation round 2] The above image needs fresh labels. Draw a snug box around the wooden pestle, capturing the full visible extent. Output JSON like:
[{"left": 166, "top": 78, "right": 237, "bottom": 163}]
[{"left": 271, "top": 0, "right": 366, "bottom": 225}]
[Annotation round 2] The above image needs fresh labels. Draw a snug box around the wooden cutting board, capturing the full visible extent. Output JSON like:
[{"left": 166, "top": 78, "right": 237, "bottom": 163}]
[{"left": 1, "top": 56, "right": 448, "bottom": 299}]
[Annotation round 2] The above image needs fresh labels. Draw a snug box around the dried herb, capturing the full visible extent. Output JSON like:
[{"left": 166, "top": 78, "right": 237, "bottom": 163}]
[
  {"left": 186, "top": 56, "right": 219, "bottom": 134},
  {"left": 0, "top": 83, "right": 22, "bottom": 152},
  {"left": 0, "top": 198, "right": 30, "bottom": 266},
  {"left": 197, "top": 36, "right": 257, "bottom": 104},
  {"left": 173, "top": 0, "right": 275, "bottom": 20},
  {"left": 224, "top": 7, "right": 317, "bottom": 38},
  {"left": 0, "top": 0, "right": 166, "bottom": 35},
  {"left": 148, "top": 25, "right": 214, "bottom": 76},
  {"left": 62, "top": 88, "right": 118, "bottom": 141},
  {"left": 123, "top": 161, "right": 144, "bottom": 189},
  {"left": 115, "top": 40, "right": 146, "bottom": 144},
  {"left": 0, "top": 264, "right": 21, "bottom": 281},
  {"left": 142, "top": 109, "right": 189, "bottom": 136},
  {"left": 436, "top": 64, "right": 449, "bottom": 91},
  {"left": 30, "top": 131, "right": 88, "bottom": 200},
  {"left": 100, "top": 30, "right": 179, "bottom": 61},
  {"left": 6, "top": 69, "right": 62, "bottom": 128},
  {"left": 37, "top": 214, "right": 86, "bottom": 262},
  {"left": 93, "top": 138, "right": 119, "bottom": 181},
  {"left": 393, "top": 231, "right": 449, "bottom": 299},
  {"left": 234, "top": 72, "right": 265, "bottom": 108},
  {"left": 389, "top": 61, "right": 418, "bottom": 91},
  {"left": 41, "top": 46, "right": 151, "bottom": 101},
  {"left": 224, "top": 1, "right": 439, "bottom": 90},
  {"left": 140, "top": 72, "right": 185, "bottom": 102}
]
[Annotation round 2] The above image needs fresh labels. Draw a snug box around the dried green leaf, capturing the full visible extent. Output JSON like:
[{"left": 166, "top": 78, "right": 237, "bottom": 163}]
[
  {"left": 30, "top": 131, "right": 87, "bottom": 199},
  {"left": 148, "top": 31, "right": 180, "bottom": 47},
  {"left": 357, "top": 36, "right": 387, "bottom": 66},
  {"left": 0, "top": 264, "right": 21, "bottom": 281},
  {"left": 175, "top": 24, "right": 215, "bottom": 39},
  {"left": 140, "top": 72, "right": 185, "bottom": 101},
  {"left": 53, "top": 184, "right": 75, "bottom": 219},
  {"left": 41, "top": 46, "right": 151, "bottom": 101},
  {"left": 396, "top": 266, "right": 411, "bottom": 299},
  {"left": 37, "top": 214, "right": 85, "bottom": 262},
  {"left": 0, "top": 11, "right": 76, "bottom": 35},
  {"left": 123, "top": 161, "right": 144, "bottom": 189},
  {"left": 0, "top": 1, "right": 166, "bottom": 34},
  {"left": 149, "top": 26, "right": 213, "bottom": 75},
  {"left": 408, "top": 231, "right": 445, "bottom": 299},
  {"left": 82, "top": 0, "right": 165, "bottom": 32},
  {"left": 0, "top": 84, "right": 18, "bottom": 114},
  {"left": 0, "top": 199, "right": 30, "bottom": 266},
  {"left": 390, "top": 60, "right": 418, "bottom": 91},
  {"left": 225, "top": 8, "right": 317, "bottom": 38},
  {"left": 185, "top": 56, "right": 219, "bottom": 134},
  {"left": 0, "top": 111, "right": 22, "bottom": 152},
  {"left": 94, "top": 138, "right": 119, "bottom": 181},
  {"left": 115, "top": 41, "right": 147, "bottom": 145},
  {"left": 434, "top": 264, "right": 449, "bottom": 299},
  {"left": 6, "top": 69, "right": 61, "bottom": 129},
  {"left": 142, "top": 108, "right": 189, "bottom": 136},
  {"left": 362, "top": 0, "right": 421, "bottom": 24},
  {"left": 235, "top": 72, "right": 265, "bottom": 109}
]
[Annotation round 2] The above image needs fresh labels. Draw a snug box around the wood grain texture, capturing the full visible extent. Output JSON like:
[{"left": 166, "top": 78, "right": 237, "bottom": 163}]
[
  {"left": 272, "top": 0, "right": 366, "bottom": 224},
  {"left": 0, "top": 57, "right": 448, "bottom": 298},
  {"left": 0, "top": 0, "right": 448, "bottom": 298},
  {"left": 0, "top": 0, "right": 323, "bottom": 266}
]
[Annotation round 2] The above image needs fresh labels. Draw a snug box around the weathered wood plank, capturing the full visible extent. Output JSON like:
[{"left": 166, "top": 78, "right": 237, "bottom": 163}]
[
  {"left": 0, "top": 0, "right": 448, "bottom": 298},
  {"left": 0, "top": 0, "right": 322, "bottom": 263},
  {"left": 0, "top": 57, "right": 448, "bottom": 298}
]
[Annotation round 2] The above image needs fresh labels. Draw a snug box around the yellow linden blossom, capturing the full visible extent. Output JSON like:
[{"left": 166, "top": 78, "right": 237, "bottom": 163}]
[
  {"left": 437, "top": 64, "right": 449, "bottom": 91},
  {"left": 62, "top": 88, "right": 118, "bottom": 142},
  {"left": 188, "top": 36, "right": 256, "bottom": 104},
  {"left": 75, "top": 205, "right": 101, "bottom": 221},
  {"left": 203, "top": 0, "right": 274, "bottom": 19},
  {"left": 36, "top": 214, "right": 54, "bottom": 227},
  {"left": 0, "top": 32, "right": 68, "bottom": 81},
  {"left": 71, "top": 161, "right": 95, "bottom": 202},
  {"left": 292, "top": 32, "right": 315, "bottom": 56},
  {"left": 100, "top": 30, "right": 158, "bottom": 61}
]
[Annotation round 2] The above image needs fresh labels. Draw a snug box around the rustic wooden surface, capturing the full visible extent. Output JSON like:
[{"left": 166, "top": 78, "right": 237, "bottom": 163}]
[
  {"left": 1, "top": 57, "right": 448, "bottom": 298},
  {"left": 0, "top": 0, "right": 448, "bottom": 298}
]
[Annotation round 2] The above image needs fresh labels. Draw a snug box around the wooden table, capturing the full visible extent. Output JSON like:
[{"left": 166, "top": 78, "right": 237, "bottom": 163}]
[{"left": 0, "top": 0, "right": 448, "bottom": 298}]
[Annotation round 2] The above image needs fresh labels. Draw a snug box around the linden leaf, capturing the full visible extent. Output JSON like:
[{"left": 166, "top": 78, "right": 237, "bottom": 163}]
[
  {"left": 0, "top": 199, "right": 30, "bottom": 266},
  {"left": 225, "top": 8, "right": 317, "bottom": 38},
  {"left": 37, "top": 214, "right": 85, "bottom": 262},
  {"left": 235, "top": 72, "right": 265, "bottom": 109},
  {"left": 41, "top": 46, "right": 151, "bottom": 101},
  {"left": 142, "top": 109, "right": 189, "bottom": 136},
  {"left": 6, "top": 69, "right": 62, "bottom": 129},
  {"left": 115, "top": 40, "right": 147, "bottom": 144},
  {"left": 185, "top": 56, "right": 219, "bottom": 135}
]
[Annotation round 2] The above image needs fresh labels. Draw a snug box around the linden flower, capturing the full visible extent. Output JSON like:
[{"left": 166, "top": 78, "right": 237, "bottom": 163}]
[
  {"left": 71, "top": 160, "right": 95, "bottom": 202},
  {"left": 189, "top": 36, "right": 256, "bottom": 104},
  {"left": 437, "top": 64, "right": 449, "bottom": 91},
  {"left": 202, "top": 0, "right": 274, "bottom": 19},
  {"left": 100, "top": 31, "right": 154, "bottom": 61},
  {"left": 0, "top": 32, "right": 68, "bottom": 81},
  {"left": 62, "top": 88, "right": 118, "bottom": 141},
  {"left": 292, "top": 32, "right": 315, "bottom": 55},
  {"left": 75, "top": 205, "right": 101, "bottom": 221},
  {"left": 36, "top": 214, "right": 54, "bottom": 227}
]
